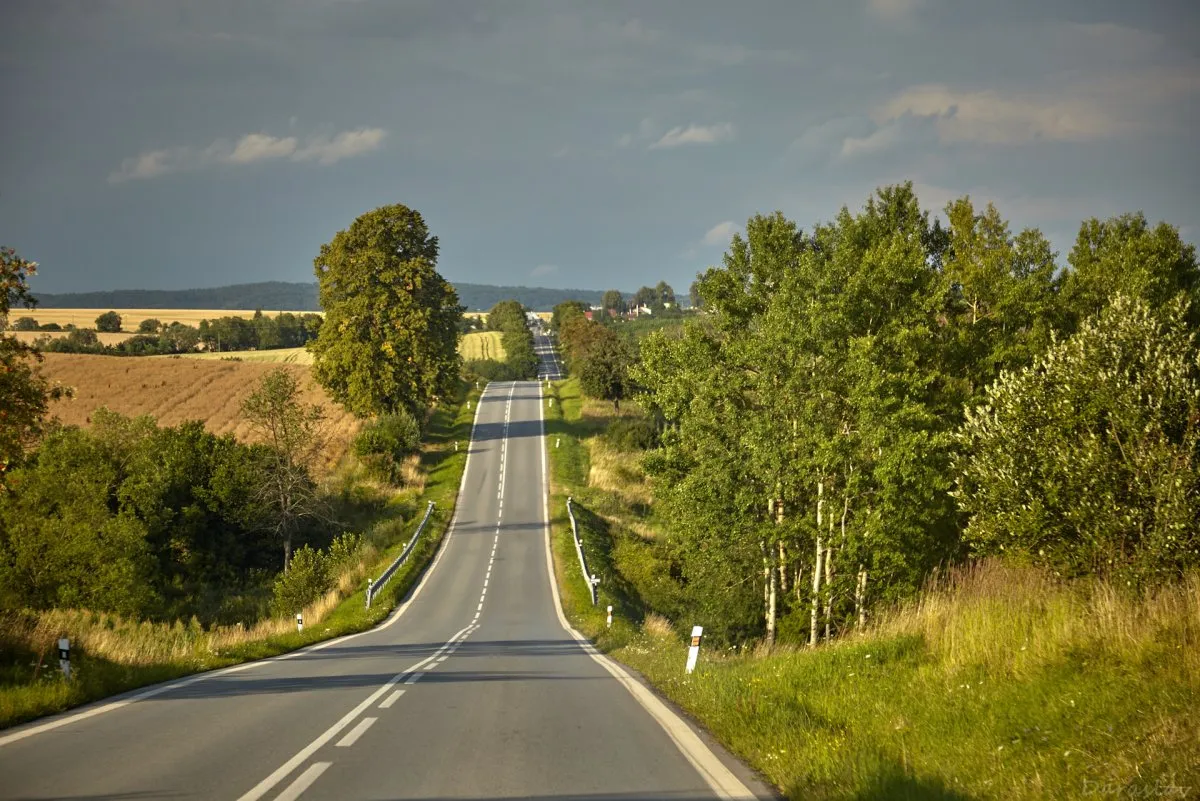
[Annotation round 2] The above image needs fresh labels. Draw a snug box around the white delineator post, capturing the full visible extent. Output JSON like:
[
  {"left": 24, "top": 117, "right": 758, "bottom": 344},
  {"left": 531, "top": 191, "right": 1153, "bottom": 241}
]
[
  {"left": 607, "top": 605, "right": 613, "bottom": 628},
  {"left": 58, "top": 638, "right": 71, "bottom": 679},
  {"left": 296, "top": 612, "right": 304, "bottom": 633},
  {"left": 685, "top": 626, "right": 703, "bottom": 674}
]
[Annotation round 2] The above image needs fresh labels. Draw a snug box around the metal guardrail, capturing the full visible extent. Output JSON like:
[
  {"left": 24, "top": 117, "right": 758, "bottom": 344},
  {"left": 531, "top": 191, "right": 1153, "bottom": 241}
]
[
  {"left": 566, "top": 496, "right": 599, "bottom": 605},
  {"left": 365, "top": 501, "right": 436, "bottom": 608}
]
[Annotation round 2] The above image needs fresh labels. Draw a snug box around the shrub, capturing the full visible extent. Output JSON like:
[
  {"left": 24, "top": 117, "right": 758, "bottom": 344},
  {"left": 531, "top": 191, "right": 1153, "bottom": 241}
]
[
  {"left": 95, "top": 311, "right": 122, "bottom": 333},
  {"left": 270, "top": 546, "right": 330, "bottom": 616},
  {"left": 38, "top": 322, "right": 61, "bottom": 331},
  {"left": 12, "top": 317, "right": 38, "bottom": 331},
  {"left": 462, "top": 358, "right": 518, "bottom": 382},
  {"left": 137, "top": 318, "right": 161, "bottom": 334},
  {"left": 603, "top": 417, "right": 659, "bottom": 451},
  {"left": 353, "top": 411, "right": 422, "bottom": 484}
]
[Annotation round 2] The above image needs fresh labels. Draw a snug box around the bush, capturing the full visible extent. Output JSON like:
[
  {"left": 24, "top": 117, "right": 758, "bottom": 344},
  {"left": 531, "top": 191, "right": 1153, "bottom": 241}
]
[
  {"left": 12, "top": 317, "right": 38, "bottom": 331},
  {"left": 462, "top": 358, "right": 518, "bottom": 382},
  {"left": 353, "top": 411, "right": 422, "bottom": 484},
  {"left": 95, "top": 311, "right": 122, "bottom": 333},
  {"left": 603, "top": 417, "right": 659, "bottom": 451},
  {"left": 270, "top": 546, "right": 331, "bottom": 616},
  {"left": 137, "top": 318, "right": 161, "bottom": 334},
  {"left": 38, "top": 322, "right": 61, "bottom": 331}
]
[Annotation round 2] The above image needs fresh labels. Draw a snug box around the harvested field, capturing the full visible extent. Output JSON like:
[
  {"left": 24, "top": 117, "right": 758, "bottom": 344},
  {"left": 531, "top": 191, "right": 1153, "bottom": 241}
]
[
  {"left": 459, "top": 331, "right": 505, "bottom": 361},
  {"left": 8, "top": 308, "right": 320, "bottom": 332},
  {"left": 177, "top": 347, "right": 313, "bottom": 364},
  {"left": 10, "top": 331, "right": 134, "bottom": 346},
  {"left": 35, "top": 353, "right": 357, "bottom": 472}
]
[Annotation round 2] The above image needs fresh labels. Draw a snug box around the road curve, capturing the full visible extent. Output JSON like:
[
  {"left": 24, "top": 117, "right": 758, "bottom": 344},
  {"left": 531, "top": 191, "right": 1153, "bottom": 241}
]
[{"left": 0, "top": 373, "right": 766, "bottom": 800}]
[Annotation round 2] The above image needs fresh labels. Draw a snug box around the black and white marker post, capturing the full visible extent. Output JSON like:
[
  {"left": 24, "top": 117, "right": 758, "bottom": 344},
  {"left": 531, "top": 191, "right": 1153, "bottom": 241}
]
[
  {"left": 685, "top": 626, "right": 703, "bottom": 674},
  {"left": 606, "top": 605, "right": 613, "bottom": 628},
  {"left": 295, "top": 612, "right": 303, "bottom": 633},
  {"left": 58, "top": 638, "right": 71, "bottom": 679}
]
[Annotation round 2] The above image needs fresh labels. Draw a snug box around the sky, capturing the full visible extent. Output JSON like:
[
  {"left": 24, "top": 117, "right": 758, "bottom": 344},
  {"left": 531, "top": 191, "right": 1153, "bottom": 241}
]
[{"left": 2, "top": 0, "right": 1198, "bottom": 295}]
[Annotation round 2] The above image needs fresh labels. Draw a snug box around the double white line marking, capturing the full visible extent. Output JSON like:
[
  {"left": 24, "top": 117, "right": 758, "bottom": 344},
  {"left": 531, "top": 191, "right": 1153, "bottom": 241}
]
[
  {"left": 478, "top": 383, "right": 514, "bottom": 626},
  {"left": 239, "top": 382, "right": 519, "bottom": 801}
]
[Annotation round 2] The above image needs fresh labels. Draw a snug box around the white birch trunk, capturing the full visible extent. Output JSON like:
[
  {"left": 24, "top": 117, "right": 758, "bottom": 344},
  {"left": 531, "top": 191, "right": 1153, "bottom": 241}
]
[
  {"left": 810, "top": 535, "right": 823, "bottom": 646},
  {"left": 856, "top": 567, "right": 868, "bottom": 628}
]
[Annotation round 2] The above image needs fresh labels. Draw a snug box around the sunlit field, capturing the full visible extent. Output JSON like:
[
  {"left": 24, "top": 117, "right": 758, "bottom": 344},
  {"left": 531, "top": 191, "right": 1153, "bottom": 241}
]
[
  {"left": 459, "top": 331, "right": 505, "bottom": 360},
  {"left": 35, "top": 352, "right": 356, "bottom": 472}
]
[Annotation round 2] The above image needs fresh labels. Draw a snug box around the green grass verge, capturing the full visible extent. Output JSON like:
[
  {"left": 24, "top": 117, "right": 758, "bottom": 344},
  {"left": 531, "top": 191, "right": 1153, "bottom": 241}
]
[
  {"left": 0, "top": 380, "right": 483, "bottom": 730},
  {"left": 543, "top": 377, "right": 1200, "bottom": 800}
]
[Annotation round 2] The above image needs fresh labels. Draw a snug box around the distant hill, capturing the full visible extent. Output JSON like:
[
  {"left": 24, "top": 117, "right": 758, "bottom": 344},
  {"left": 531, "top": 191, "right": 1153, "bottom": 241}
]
[{"left": 35, "top": 281, "right": 610, "bottom": 312}]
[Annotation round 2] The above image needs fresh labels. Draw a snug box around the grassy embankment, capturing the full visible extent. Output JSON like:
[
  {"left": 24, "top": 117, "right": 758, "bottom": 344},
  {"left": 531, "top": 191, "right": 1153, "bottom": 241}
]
[
  {"left": 543, "top": 376, "right": 1200, "bottom": 800},
  {"left": 0, "top": 380, "right": 483, "bottom": 730}
]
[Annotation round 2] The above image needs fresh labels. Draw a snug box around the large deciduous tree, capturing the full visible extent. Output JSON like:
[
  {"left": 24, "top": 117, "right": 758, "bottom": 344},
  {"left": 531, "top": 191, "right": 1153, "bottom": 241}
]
[
  {"left": 601, "top": 289, "right": 626, "bottom": 315},
  {"left": 0, "top": 247, "right": 65, "bottom": 482},
  {"left": 310, "top": 204, "right": 463, "bottom": 418},
  {"left": 1061, "top": 212, "right": 1199, "bottom": 330}
]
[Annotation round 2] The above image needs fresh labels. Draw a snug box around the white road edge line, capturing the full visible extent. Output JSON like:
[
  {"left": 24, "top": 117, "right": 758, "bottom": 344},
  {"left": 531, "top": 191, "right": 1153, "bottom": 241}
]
[
  {"left": 274, "top": 761, "right": 331, "bottom": 801},
  {"left": 536, "top": 379, "right": 757, "bottom": 801},
  {"left": 0, "top": 385, "right": 496, "bottom": 751},
  {"left": 335, "top": 717, "right": 377, "bottom": 748}
]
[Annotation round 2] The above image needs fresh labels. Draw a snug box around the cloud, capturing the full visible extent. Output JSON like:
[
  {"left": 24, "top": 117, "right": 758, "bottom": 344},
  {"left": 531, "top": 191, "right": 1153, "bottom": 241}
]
[
  {"left": 530, "top": 264, "right": 558, "bottom": 278},
  {"left": 869, "top": 67, "right": 1200, "bottom": 147},
  {"left": 228, "top": 133, "right": 298, "bottom": 163},
  {"left": 702, "top": 221, "right": 738, "bottom": 246},
  {"left": 866, "top": 0, "right": 925, "bottom": 23},
  {"left": 649, "top": 123, "right": 735, "bottom": 149},
  {"left": 293, "top": 128, "right": 387, "bottom": 165},
  {"left": 109, "top": 127, "right": 386, "bottom": 182}
]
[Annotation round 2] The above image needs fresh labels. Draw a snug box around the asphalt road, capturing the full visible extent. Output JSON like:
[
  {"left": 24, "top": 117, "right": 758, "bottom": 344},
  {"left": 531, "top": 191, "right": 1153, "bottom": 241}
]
[{"left": 0, "top": 353, "right": 765, "bottom": 799}]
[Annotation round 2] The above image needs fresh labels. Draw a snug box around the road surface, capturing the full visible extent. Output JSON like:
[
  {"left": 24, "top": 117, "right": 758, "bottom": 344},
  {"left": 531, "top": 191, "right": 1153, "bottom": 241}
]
[
  {"left": 0, "top": 372, "right": 764, "bottom": 799},
  {"left": 535, "top": 329, "right": 564, "bottom": 380}
]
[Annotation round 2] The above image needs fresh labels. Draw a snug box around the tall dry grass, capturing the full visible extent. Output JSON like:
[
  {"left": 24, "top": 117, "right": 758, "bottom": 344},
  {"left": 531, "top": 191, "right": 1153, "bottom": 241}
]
[
  {"left": 585, "top": 437, "right": 654, "bottom": 508},
  {"left": 872, "top": 559, "right": 1200, "bottom": 677},
  {"left": 0, "top": 540, "right": 386, "bottom": 670}
]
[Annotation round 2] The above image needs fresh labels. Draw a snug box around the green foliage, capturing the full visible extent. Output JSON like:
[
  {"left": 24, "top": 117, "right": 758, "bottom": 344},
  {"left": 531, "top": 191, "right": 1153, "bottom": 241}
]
[
  {"left": 1062, "top": 212, "right": 1199, "bottom": 330},
  {"left": 269, "top": 545, "right": 331, "bottom": 616},
  {"left": 550, "top": 300, "right": 589, "bottom": 334},
  {"left": 137, "top": 318, "right": 161, "bottom": 334},
  {"left": 602, "top": 417, "right": 660, "bottom": 451},
  {"left": 956, "top": 295, "right": 1200, "bottom": 584},
  {"left": 578, "top": 327, "right": 633, "bottom": 410},
  {"left": 310, "top": 203, "right": 463, "bottom": 418},
  {"left": 0, "top": 246, "right": 63, "bottom": 481},
  {"left": 241, "top": 369, "right": 328, "bottom": 570},
  {"left": 501, "top": 326, "right": 538, "bottom": 379},
  {"left": 197, "top": 312, "right": 319, "bottom": 353},
  {"left": 12, "top": 317, "right": 38, "bottom": 331},
  {"left": 94, "top": 310, "right": 122, "bottom": 332},
  {"left": 601, "top": 289, "right": 626, "bottom": 314},
  {"left": 461, "top": 358, "right": 519, "bottom": 382},
  {"left": 0, "top": 411, "right": 275, "bottom": 620},
  {"left": 353, "top": 411, "right": 422, "bottom": 484},
  {"left": 486, "top": 299, "right": 527, "bottom": 332}
]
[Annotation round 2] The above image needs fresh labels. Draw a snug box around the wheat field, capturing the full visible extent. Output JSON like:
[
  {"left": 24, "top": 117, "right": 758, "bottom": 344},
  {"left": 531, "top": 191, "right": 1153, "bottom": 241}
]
[
  {"left": 8, "top": 308, "right": 320, "bottom": 331},
  {"left": 35, "top": 353, "right": 358, "bottom": 471},
  {"left": 459, "top": 331, "right": 506, "bottom": 360},
  {"left": 177, "top": 347, "right": 313, "bottom": 364}
]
